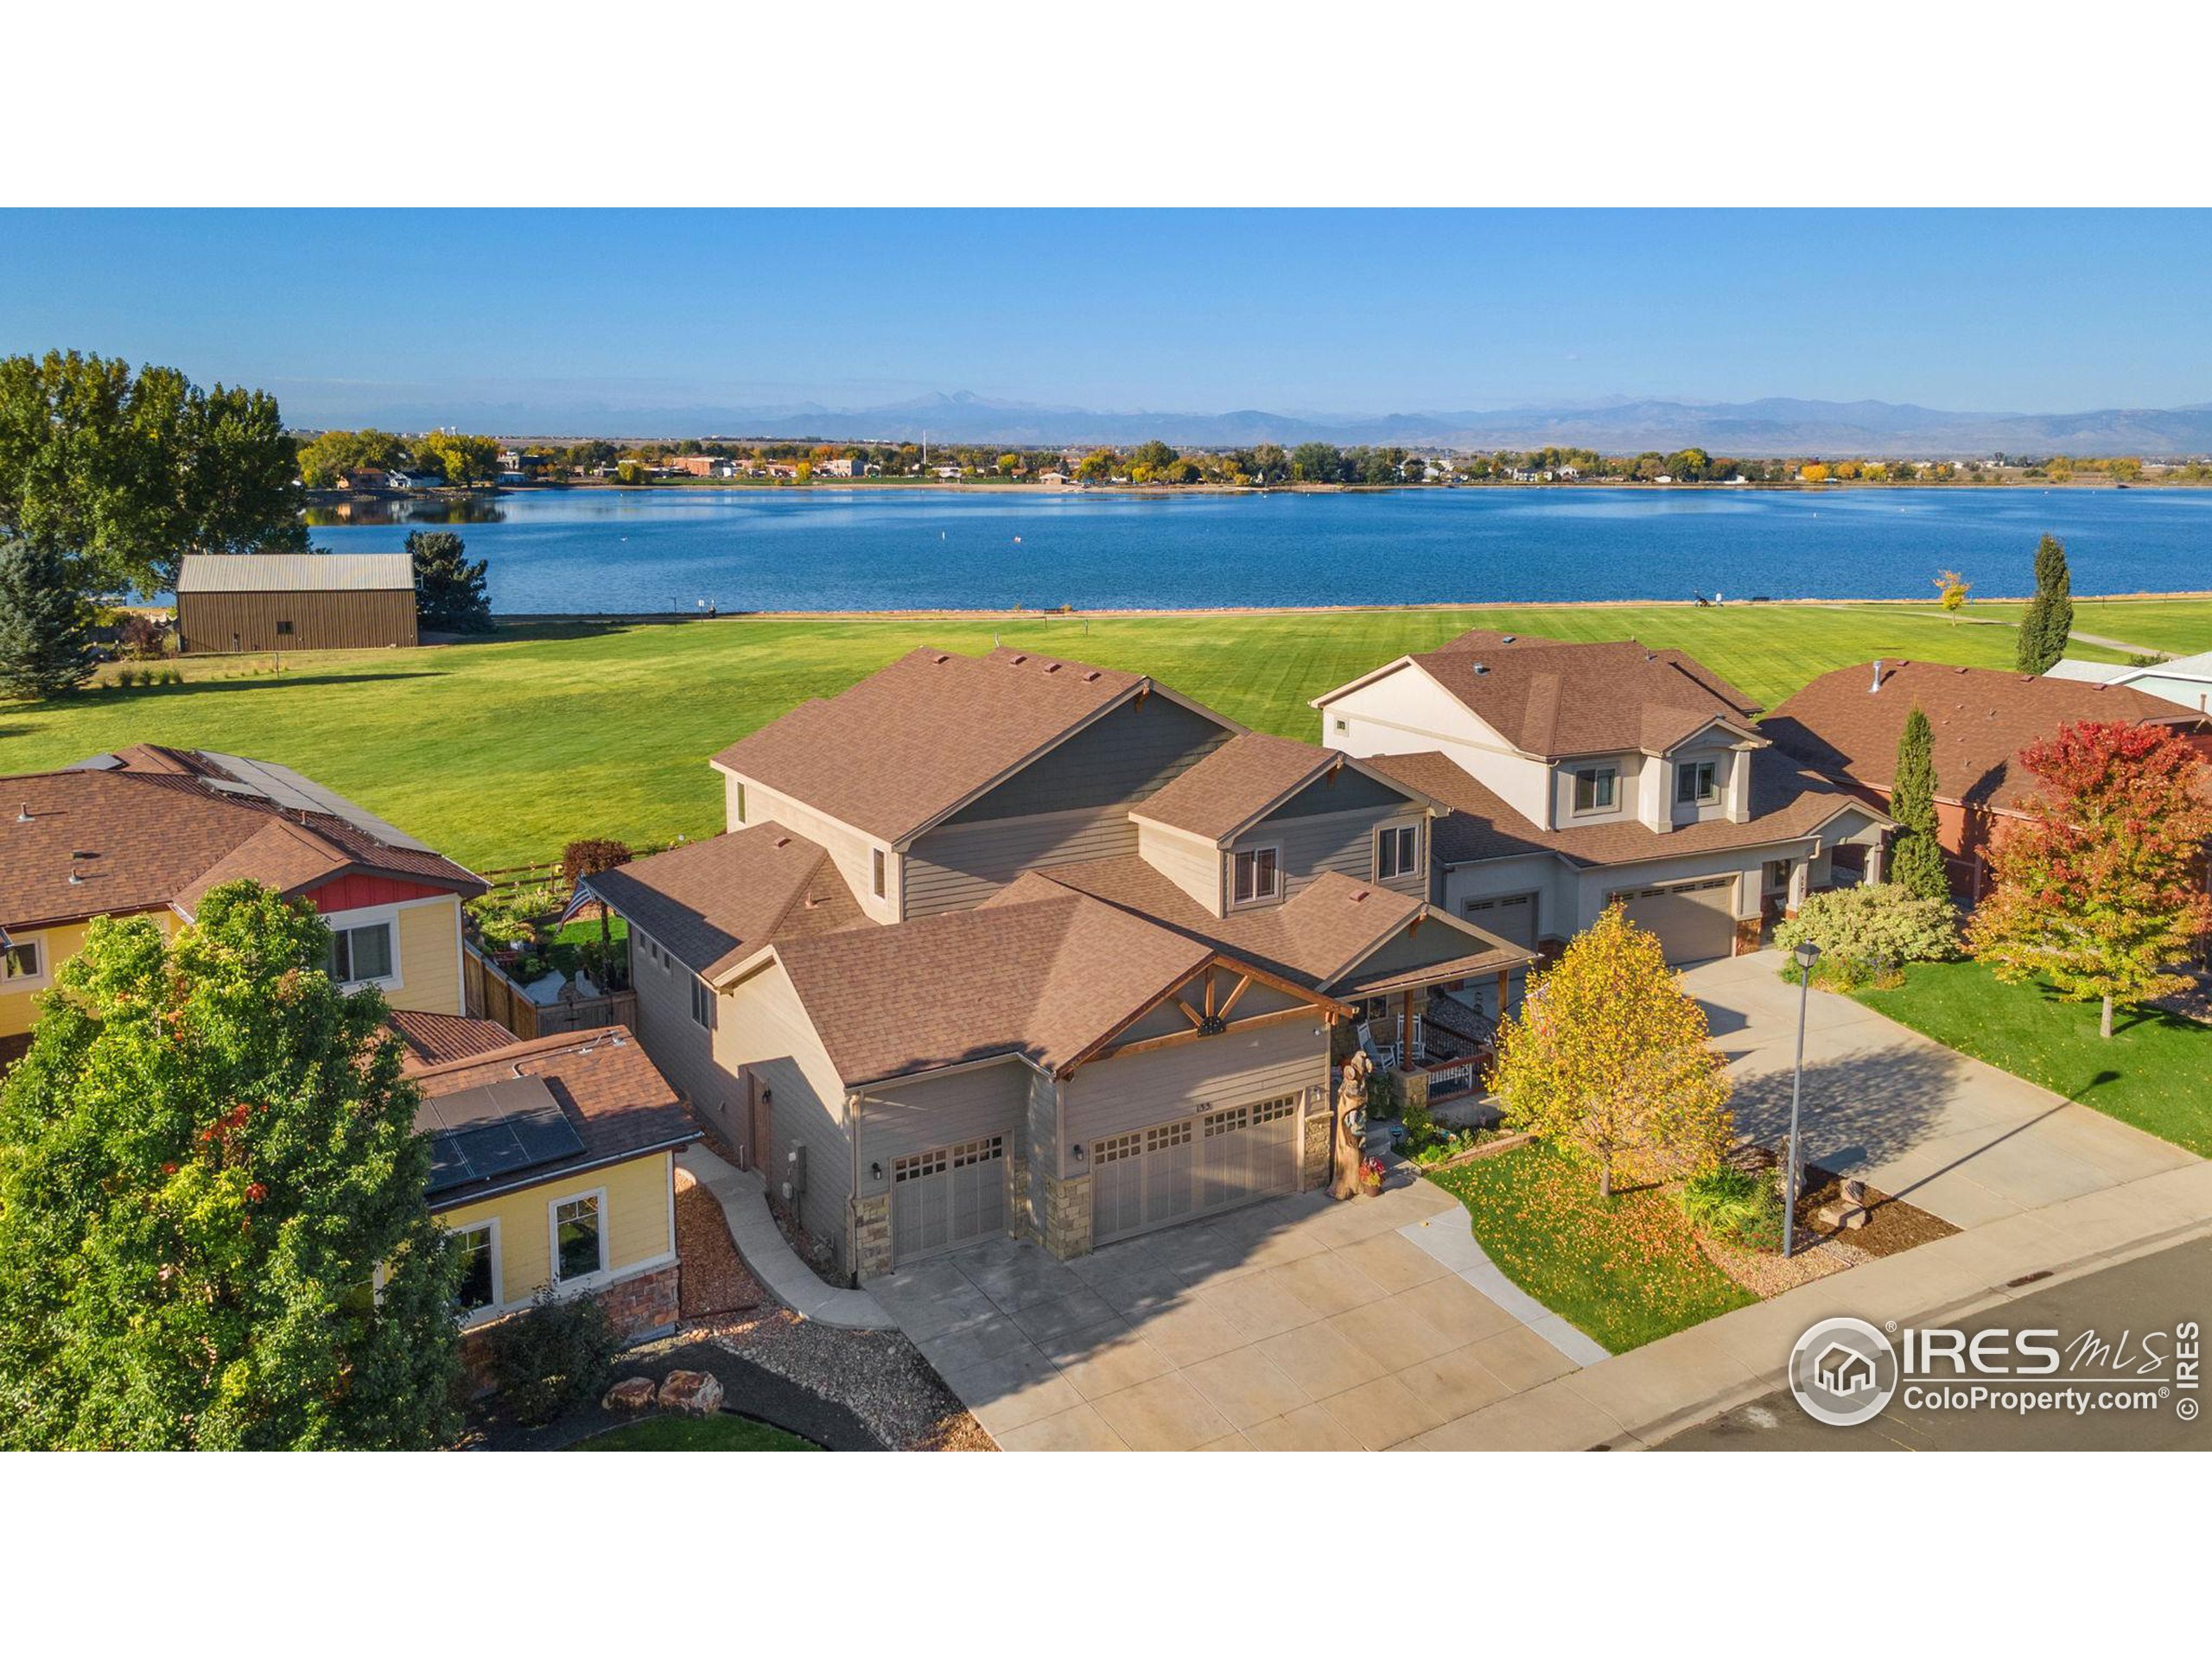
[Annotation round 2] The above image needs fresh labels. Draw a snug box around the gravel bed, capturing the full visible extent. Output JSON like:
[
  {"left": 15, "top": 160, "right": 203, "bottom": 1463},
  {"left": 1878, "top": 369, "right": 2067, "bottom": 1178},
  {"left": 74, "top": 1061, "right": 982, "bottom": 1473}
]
[{"left": 674, "top": 1168, "right": 768, "bottom": 1319}]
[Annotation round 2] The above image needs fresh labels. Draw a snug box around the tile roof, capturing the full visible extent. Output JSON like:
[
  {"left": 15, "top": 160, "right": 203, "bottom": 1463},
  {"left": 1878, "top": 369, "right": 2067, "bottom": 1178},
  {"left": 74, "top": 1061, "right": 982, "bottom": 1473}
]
[
  {"left": 1031, "top": 858, "right": 1529, "bottom": 992},
  {"left": 583, "top": 823, "right": 870, "bottom": 981},
  {"left": 1367, "top": 747, "right": 1885, "bottom": 869},
  {"left": 411, "top": 1026, "right": 697, "bottom": 1207},
  {"left": 1365, "top": 631, "right": 1762, "bottom": 760},
  {"left": 0, "top": 745, "right": 483, "bottom": 931},
  {"left": 1132, "top": 732, "right": 1410, "bottom": 843},
  {"left": 175, "top": 553, "right": 416, "bottom": 593},
  {"left": 776, "top": 877, "right": 1225, "bottom": 1087},
  {"left": 1763, "top": 661, "right": 2212, "bottom": 812},
  {"left": 710, "top": 646, "right": 1197, "bottom": 843},
  {"left": 387, "top": 1011, "right": 524, "bottom": 1073}
]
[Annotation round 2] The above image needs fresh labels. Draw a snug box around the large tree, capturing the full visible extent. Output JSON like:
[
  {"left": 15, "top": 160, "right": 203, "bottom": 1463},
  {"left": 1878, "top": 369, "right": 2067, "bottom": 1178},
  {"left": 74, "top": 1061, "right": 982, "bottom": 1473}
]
[
  {"left": 0, "top": 349, "right": 306, "bottom": 595},
  {"left": 0, "top": 882, "right": 465, "bottom": 1448},
  {"left": 2015, "top": 533, "right": 2074, "bottom": 673},
  {"left": 296, "top": 427, "right": 411, "bottom": 488},
  {"left": 1966, "top": 720, "right": 2212, "bottom": 1038},
  {"left": 1888, "top": 704, "right": 1950, "bottom": 902},
  {"left": 409, "top": 529, "right": 493, "bottom": 633},
  {"left": 0, "top": 536, "right": 94, "bottom": 699},
  {"left": 1489, "top": 902, "right": 1735, "bottom": 1197}
]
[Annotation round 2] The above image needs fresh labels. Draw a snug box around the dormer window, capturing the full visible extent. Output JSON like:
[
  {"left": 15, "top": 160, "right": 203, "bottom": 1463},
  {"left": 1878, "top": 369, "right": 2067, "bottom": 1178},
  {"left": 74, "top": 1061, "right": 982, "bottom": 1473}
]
[
  {"left": 1233, "top": 845, "right": 1281, "bottom": 905},
  {"left": 1572, "top": 766, "right": 1618, "bottom": 814},
  {"left": 1676, "top": 760, "right": 1719, "bottom": 805},
  {"left": 872, "top": 848, "right": 887, "bottom": 898}
]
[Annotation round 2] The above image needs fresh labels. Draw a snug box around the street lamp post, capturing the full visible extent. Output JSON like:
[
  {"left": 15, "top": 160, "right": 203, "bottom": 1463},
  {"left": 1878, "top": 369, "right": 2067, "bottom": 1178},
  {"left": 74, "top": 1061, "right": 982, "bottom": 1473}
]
[{"left": 1783, "top": 940, "right": 1821, "bottom": 1258}]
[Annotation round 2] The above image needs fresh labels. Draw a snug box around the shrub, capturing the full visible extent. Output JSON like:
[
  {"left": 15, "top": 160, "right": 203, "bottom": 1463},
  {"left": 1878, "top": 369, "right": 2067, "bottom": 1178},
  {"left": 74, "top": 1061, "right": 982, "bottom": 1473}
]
[
  {"left": 1677, "top": 1165, "right": 1783, "bottom": 1249},
  {"left": 118, "top": 613, "right": 169, "bottom": 660},
  {"left": 484, "top": 1289, "right": 620, "bottom": 1426},
  {"left": 1775, "top": 884, "right": 1956, "bottom": 989}
]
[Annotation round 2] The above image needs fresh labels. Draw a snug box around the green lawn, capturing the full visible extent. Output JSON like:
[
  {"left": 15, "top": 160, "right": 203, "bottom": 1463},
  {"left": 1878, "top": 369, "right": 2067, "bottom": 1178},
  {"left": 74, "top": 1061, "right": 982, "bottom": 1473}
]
[
  {"left": 569, "top": 1412, "right": 818, "bottom": 1452},
  {"left": 1, "top": 599, "right": 2179, "bottom": 870},
  {"left": 1857, "top": 960, "right": 2212, "bottom": 1157},
  {"left": 1965, "top": 596, "right": 2212, "bottom": 656},
  {"left": 1424, "top": 1141, "right": 1756, "bottom": 1353}
]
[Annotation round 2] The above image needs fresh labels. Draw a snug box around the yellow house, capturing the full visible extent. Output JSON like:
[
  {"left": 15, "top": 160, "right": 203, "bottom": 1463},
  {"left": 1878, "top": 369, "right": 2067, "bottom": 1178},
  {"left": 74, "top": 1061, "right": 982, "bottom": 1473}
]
[
  {"left": 410, "top": 1026, "right": 699, "bottom": 1344},
  {"left": 2, "top": 744, "right": 485, "bottom": 1068}
]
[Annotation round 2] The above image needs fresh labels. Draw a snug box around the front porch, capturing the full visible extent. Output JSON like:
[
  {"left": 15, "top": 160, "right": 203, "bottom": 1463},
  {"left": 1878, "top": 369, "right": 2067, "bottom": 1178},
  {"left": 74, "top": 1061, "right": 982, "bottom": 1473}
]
[{"left": 1343, "top": 972, "right": 1507, "bottom": 1108}]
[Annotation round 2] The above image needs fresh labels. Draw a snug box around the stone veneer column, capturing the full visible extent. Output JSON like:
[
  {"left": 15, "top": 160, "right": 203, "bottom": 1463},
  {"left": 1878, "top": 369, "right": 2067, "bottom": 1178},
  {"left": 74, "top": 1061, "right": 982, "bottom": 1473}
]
[
  {"left": 850, "top": 1192, "right": 893, "bottom": 1281},
  {"left": 1301, "top": 1094, "right": 1335, "bottom": 1192},
  {"left": 1038, "top": 1169, "right": 1093, "bottom": 1261}
]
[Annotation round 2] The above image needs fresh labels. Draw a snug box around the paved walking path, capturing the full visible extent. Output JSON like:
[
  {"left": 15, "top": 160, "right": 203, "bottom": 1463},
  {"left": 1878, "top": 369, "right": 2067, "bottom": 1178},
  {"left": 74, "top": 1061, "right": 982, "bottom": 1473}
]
[
  {"left": 677, "top": 1146, "right": 896, "bottom": 1331},
  {"left": 1398, "top": 1208, "right": 1610, "bottom": 1367},
  {"left": 1896, "top": 609, "right": 2174, "bottom": 659}
]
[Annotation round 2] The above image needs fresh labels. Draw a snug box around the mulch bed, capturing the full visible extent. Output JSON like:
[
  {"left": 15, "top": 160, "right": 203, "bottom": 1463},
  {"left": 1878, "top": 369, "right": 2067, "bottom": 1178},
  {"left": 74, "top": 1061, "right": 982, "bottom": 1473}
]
[
  {"left": 1692, "top": 1150, "right": 1958, "bottom": 1297},
  {"left": 1796, "top": 1163, "right": 1960, "bottom": 1259},
  {"left": 675, "top": 1167, "right": 767, "bottom": 1320}
]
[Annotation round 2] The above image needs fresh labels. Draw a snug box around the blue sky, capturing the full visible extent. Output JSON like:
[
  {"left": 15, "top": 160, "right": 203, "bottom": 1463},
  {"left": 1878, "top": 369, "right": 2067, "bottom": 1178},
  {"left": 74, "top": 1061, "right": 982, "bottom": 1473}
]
[{"left": 3, "top": 209, "right": 2208, "bottom": 425}]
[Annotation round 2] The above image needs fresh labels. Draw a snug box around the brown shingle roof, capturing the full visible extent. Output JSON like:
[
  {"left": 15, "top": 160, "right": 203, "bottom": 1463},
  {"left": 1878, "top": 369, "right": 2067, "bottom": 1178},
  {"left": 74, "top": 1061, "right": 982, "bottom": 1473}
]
[
  {"left": 584, "top": 823, "right": 869, "bottom": 981},
  {"left": 776, "top": 878, "right": 1224, "bottom": 1087},
  {"left": 1369, "top": 632, "right": 1762, "bottom": 760},
  {"left": 0, "top": 746, "right": 483, "bottom": 931},
  {"left": 1130, "top": 733, "right": 1423, "bottom": 843},
  {"left": 1763, "top": 661, "right": 2212, "bottom": 812},
  {"left": 711, "top": 646, "right": 1184, "bottom": 844},
  {"left": 412, "top": 1025, "right": 696, "bottom": 1207},
  {"left": 1368, "top": 748, "right": 1885, "bottom": 869},
  {"left": 388, "top": 1011, "right": 524, "bottom": 1073},
  {"left": 1031, "top": 858, "right": 1529, "bottom": 992}
]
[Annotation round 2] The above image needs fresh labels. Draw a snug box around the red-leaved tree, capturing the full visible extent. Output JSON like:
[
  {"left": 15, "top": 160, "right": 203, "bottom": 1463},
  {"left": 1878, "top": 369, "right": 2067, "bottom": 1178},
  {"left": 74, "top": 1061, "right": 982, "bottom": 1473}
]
[{"left": 1966, "top": 720, "right": 2212, "bottom": 1037}]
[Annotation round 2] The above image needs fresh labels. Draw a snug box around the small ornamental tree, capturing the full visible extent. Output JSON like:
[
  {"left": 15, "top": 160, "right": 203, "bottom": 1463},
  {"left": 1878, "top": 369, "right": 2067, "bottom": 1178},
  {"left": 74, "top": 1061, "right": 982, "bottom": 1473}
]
[
  {"left": 0, "top": 536, "right": 94, "bottom": 699},
  {"left": 409, "top": 529, "right": 493, "bottom": 633},
  {"left": 1934, "top": 569, "right": 1972, "bottom": 619},
  {"left": 562, "top": 837, "right": 633, "bottom": 981},
  {"left": 1966, "top": 720, "right": 2212, "bottom": 1038},
  {"left": 1889, "top": 704, "right": 1951, "bottom": 903},
  {"left": 2015, "top": 533, "right": 2075, "bottom": 674},
  {"left": 1490, "top": 903, "right": 1735, "bottom": 1198},
  {"left": 0, "top": 881, "right": 464, "bottom": 1448}
]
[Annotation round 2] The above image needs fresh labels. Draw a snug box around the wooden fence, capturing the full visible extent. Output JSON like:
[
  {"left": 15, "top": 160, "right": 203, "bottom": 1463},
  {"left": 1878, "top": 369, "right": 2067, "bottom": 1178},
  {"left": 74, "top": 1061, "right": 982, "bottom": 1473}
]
[{"left": 463, "top": 944, "right": 638, "bottom": 1042}]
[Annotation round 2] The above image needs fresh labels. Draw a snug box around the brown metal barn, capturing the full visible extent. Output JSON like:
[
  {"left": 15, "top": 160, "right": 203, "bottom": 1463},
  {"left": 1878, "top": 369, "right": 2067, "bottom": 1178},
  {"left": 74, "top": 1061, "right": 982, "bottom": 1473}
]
[{"left": 175, "top": 554, "right": 418, "bottom": 653}]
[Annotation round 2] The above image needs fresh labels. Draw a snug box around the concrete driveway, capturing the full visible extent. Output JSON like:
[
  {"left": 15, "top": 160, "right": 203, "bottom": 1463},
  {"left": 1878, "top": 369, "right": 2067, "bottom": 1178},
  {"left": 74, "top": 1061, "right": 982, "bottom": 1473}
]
[
  {"left": 870, "top": 1172, "right": 1605, "bottom": 1450},
  {"left": 1679, "top": 951, "right": 2195, "bottom": 1228}
]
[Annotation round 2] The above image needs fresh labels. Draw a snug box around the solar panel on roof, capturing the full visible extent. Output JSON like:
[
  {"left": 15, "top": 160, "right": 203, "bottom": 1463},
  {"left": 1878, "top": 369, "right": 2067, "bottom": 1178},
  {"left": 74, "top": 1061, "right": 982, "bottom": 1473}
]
[{"left": 421, "top": 1076, "right": 586, "bottom": 1197}]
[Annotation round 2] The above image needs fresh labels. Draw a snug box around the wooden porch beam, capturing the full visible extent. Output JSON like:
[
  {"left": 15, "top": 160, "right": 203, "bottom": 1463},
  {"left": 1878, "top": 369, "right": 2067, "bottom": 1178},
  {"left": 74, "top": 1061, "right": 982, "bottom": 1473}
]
[{"left": 1104, "top": 1004, "right": 1320, "bottom": 1062}]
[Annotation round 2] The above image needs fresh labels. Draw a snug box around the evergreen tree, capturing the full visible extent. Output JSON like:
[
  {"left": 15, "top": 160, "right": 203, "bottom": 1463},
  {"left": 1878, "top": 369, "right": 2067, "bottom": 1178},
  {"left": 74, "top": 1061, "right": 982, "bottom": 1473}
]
[
  {"left": 408, "top": 530, "right": 493, "bottom": 633},
  {"left": 2015, "top": 533, "right": 2074, "bottom": 673},
  {"left": 1888, "top": 704, "right": 1949, "bottom": 902},
  {"left": 0, "top": 536, "right": 93, "bottom": 699},
  {"left": 0, "top": 883, "right": 465, "bottom": 1448}
]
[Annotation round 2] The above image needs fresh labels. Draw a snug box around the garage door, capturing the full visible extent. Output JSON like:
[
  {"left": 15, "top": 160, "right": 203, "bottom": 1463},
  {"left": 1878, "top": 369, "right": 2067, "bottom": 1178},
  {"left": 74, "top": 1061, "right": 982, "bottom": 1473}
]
[
  {"left": 1463, "top": 893, "right": 1538, "bottom": 950},
  {"left": 891, "top": 1135, "right": 1006, "bottom": 1262},
  {"left": 1092, "top": 1096, "right": 1300, "bottom": 1244},
  {"left": 1613, "top": 877, "right": 1738, "bottom": 965}
]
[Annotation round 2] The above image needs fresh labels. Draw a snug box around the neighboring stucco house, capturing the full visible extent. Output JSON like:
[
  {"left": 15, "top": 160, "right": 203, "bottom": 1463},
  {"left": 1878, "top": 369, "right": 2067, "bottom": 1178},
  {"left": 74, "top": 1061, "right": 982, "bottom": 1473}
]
[
  {"left": 1313, "top": 631, "right": 1892, "bottom": 970},
  {"left": 2046, "top": 649, "right": 2212, "bottom": 717},
  {"left": 587, "top": 646, "right": 1531, "bottom": 1280},
  {"left": 1764, "top": 658, "right": 2212, "bottom": 899},
  {"left": 412, "top": 1026, "right": 698, "bottom": 1353},
  {"left": 1, "top": 744, "right": 485, "bottom": 1070}
]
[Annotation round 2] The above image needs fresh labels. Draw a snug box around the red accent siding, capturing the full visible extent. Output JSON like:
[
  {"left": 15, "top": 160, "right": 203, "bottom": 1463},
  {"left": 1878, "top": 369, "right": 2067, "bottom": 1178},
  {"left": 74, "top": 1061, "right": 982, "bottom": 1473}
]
[{"left": 311, "top": 874, "right": 453, "bottom": 913}]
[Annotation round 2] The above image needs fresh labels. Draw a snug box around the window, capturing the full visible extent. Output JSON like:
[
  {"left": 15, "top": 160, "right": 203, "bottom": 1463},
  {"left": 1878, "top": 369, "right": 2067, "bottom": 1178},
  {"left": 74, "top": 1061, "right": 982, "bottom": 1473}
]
[
  {"left": 1376, "top": 823, "right": 1418, "bottom": 880},
  {"left": 1677, "top": 760, "right": 1719, "bottom": 805},
  {"left": 1333, "top": 716, "right": 1350, "bottom": 734},
  {"left": 552, "top": 1194, "right": 604, "bottom": 1282},
  {"left": 1, "top": 938, "right": 43, "bottom": 984},
  {"left": 1764, "top": 857, "right": 1795, "bottom": 893},
  {"left": 733, "top": 781, "right": 747, "bottom": 823},
  {"left": 275, "top": 619, "right": 295, "bottom": 637},
  {"left": 872, "top": 848, "right": 887, "bottom": 898},
  {"left": 452, "top": 1222, "right": 497, "bottom": 1313},
  {"left": 1232, "top": 845, "right": 1281, "bottom": 904},
  {"left": 326, "top": 919, "right": 395, "bottom": 984},
  {"left": 1572, "top": 766, "right": 1618, "bottom": 813},
  {"left": 690, "top": 975, "right": 716, "bottom": 1029}
]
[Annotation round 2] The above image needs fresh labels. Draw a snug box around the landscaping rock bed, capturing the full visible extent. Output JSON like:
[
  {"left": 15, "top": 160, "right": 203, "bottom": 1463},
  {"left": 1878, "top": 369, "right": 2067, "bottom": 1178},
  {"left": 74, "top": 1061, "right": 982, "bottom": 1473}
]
[{"left": 699, "top": 1311, "right": 995, "bottom": 1452}]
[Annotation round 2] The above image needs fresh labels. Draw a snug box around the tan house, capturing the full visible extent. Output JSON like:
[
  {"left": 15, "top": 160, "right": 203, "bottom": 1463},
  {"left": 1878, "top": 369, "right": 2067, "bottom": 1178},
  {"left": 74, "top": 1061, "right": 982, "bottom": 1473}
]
[
  {"left": 586, "top": 646, "right": 1530, "bottom": 1280},
  {"left": 175, "top": 553, "right": 418, "bottom": 653},
  {"left": 1, "top": 745, "right": 485, "bottom": 1070},
  {"left": 1764, "top": 659, "right": 2212, "bottom": 899},
  {"left": 1314, "top": 631, "right": 1893, "bottom": 970}
]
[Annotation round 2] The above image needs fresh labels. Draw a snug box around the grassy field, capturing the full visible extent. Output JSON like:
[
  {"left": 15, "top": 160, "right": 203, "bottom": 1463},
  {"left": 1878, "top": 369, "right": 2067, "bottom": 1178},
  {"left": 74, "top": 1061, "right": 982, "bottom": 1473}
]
[
  {"left": 1858, "top": 960, "right": 2212, "bottom": 1157},
  {"left": 1965, "top": 595, "right": 2212, "bottom": 656},
  {"left": 5, "top": 598, "right": 2201, "bottom": 870},
  {"left": 569, "top": 1412, "right": 818, "bottom": 1452},
  {"left": 1425, "top": 1141, "right": 1756, "bottom": 1353}
]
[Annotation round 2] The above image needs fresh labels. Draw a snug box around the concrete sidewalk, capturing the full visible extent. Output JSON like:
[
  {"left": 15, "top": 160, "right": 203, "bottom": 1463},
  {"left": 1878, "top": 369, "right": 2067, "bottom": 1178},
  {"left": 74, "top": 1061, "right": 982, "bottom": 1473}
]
[
  {"left": 1408, "top": 1156, "right": 2212, "bottom": 1450},
  {"left": 678, "top": 1146, "right": 896, "bottom": 1331}
]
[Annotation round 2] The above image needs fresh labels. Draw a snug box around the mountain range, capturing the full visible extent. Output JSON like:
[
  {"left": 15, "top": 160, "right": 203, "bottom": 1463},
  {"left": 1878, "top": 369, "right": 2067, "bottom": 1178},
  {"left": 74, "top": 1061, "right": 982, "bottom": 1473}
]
[{"left": 310, "top": 389, "right": 2212, "bottom": 455}]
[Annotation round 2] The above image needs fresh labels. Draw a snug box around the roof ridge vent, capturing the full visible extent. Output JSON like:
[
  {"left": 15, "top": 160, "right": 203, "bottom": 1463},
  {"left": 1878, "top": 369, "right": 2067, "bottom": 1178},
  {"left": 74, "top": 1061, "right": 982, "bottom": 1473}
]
[
  {"left": 1043, "top": 661, "right": 1062, "bottom": 673},
  {"left": 774, "top": 835, "right": 791, "bottom": 849},
  {"left": 1471, "top": 662, "right": 1488, "bottom": 675},
  {"left": 932, "top": 652, "right": 950, "bottom": 664}
]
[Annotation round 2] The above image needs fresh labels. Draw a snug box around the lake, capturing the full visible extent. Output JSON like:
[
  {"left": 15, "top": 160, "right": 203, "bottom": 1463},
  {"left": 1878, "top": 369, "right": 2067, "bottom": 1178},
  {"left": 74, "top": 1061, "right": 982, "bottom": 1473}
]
[{"left": 300, "top": 486, "right": 2212, "bottom": 613}]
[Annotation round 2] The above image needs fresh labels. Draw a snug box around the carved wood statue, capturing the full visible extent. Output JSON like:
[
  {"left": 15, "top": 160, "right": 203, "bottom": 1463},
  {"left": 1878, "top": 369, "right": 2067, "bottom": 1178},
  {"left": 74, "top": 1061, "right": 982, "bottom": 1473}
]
[{"left": 1330, "top": 1051, "right": 1373, "bottom": 1201}]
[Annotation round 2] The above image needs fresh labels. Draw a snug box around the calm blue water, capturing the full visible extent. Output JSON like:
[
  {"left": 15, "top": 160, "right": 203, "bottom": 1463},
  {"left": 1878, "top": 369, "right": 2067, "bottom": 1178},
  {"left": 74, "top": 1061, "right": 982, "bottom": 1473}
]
[{"left": 302, "top": 486, "right": 2212, "bottom": 613}]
